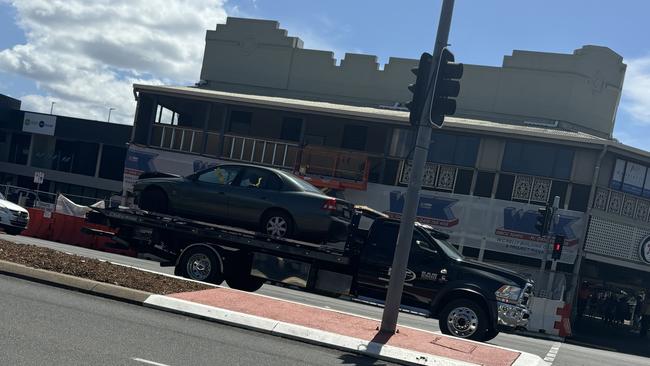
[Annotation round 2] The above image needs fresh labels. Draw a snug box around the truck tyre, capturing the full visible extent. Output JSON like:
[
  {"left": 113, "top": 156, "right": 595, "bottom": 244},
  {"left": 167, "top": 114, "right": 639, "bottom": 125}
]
[
  {"left": 226, "top": 275, "right": 265, "bottom": 292},
  {"left": 4, "top": 227, "right": 23, "bottom": 235},
  {"left": 225, "top": 252, "right": 265, "bottom": 292},
  {"left": 484, "top": 327, "right": 499, "bottom": 341},
  {"left": 439, "top": 299, "right": 489, "bottom": 341},
  {"left": 176, "top": 246, "right": 223, "bottom": 285},
  {"left": 139, "top": 188, "right": 168, "bottom": 214}
]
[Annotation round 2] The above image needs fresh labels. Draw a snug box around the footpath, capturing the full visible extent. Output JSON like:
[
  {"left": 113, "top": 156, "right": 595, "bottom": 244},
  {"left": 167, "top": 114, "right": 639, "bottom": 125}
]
[{"left": 0, "top": 255, "right": 545, "bottom": 366}]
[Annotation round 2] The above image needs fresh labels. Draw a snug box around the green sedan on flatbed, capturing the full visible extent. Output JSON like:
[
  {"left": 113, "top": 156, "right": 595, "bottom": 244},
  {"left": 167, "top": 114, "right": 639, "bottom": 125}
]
[{"left": 133, "top": 163, "right": 354, "bottom": 242}]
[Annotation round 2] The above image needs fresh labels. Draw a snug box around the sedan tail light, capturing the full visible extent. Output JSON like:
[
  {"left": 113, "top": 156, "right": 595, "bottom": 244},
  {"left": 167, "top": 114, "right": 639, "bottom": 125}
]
[{"left": 322, "top": 198, "right": 337, "bottom": 211}]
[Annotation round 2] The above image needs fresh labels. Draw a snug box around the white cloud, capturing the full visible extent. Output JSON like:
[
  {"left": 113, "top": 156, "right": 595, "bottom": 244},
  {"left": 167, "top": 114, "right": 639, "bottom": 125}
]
[
  {"left": 0, "top": 0, "right": 227, "bottom": 124},
  {"left": 621, "top": 56, "right": 650, "bottom": 124}
]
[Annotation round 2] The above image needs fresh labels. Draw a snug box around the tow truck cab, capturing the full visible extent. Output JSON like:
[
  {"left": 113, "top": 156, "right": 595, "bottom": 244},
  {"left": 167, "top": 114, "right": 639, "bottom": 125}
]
[{"left": 355, "top": 217, "right": 532, "bottom": 342}]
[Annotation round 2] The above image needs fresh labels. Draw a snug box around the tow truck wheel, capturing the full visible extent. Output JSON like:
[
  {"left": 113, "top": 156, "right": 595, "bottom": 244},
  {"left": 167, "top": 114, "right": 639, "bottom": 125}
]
[
  {"left": 484, "top": 327, "right": 499, "bottom": 341},
  {"left": 176, "top": 246, "right": 224, "bottom": 285},
  {"left": 439, "top": 299, "right": 488, "bottom": 341},
  {"left": 225, "top": 252, "right": 265, "bottom": 292}
]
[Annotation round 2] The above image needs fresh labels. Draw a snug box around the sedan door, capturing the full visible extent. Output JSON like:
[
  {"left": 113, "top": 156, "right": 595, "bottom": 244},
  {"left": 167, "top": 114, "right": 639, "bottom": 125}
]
[
  {"left": 227, "top": 167, "right": 283, "bottom": 225},
  {"left": 173, "top": 165, "right": 242, "bottom": 222}
]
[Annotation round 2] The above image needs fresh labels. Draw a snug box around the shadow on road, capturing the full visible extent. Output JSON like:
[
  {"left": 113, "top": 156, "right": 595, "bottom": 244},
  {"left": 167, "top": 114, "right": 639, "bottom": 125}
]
[
  {"left": 338, "top": 353, "right": 392, "bottom": 366},
  {"left": 569, "top": 316, "right": 650, "bottom": 358}
]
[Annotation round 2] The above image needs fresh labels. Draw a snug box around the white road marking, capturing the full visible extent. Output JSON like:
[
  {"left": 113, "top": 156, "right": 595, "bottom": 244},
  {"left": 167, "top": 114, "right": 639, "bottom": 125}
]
[
  {"left": 132, "top": 358, "right": 171, "bottom": 366},
  {"left": 542, "top": 342, "right": 562, "bottom": 364}
]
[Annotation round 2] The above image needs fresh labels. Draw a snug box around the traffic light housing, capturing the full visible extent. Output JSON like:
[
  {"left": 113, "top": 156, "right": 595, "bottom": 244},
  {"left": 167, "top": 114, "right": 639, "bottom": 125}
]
[
  {"left": 430, "top": 48, "right": 463, "bottom": 127},
  {"left": 535, "top": 205, "right": 552, "bottom": 237},
  {"left": 406, "top": 52, "right": 433, "bottom": 126},
  {"left": 552, "top": 235, "right": 565, "bottom": 260}
]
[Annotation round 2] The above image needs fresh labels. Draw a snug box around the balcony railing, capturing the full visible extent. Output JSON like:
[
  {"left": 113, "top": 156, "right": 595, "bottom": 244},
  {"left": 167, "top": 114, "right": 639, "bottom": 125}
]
[
  {"left": 150, "top": 124, "right": 204, "bottom": 154},
  {"left": 216, "top": 134, "right": 300, "bottom": 169},
  {"left": 148, "top": 124, "right": 370, "bottom": 190}
]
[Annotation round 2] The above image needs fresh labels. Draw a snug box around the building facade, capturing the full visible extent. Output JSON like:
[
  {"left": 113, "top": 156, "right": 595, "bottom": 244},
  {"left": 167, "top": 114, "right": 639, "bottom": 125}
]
[
  {"left": 0, "top": 99, "right": 130, "bottom": 205},
  {"left": 124, "top": 18, "right": 647, "bottom": 316}
]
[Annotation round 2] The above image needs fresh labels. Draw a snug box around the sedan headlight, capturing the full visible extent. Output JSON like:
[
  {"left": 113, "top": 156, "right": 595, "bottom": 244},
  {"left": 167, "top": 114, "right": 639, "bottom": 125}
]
[{"left": 495, "top": 285, "right": 522, "bottom": 304}]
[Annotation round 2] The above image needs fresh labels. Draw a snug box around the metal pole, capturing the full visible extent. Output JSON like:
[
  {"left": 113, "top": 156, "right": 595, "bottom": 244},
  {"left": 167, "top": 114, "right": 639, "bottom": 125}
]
[
  {"left": 380, "top": 0, "right": 455, "bottom": 334},
  {"left": 107, "top": 107, "right": 115, "bottom": 122},
  {"left": 545, "top": 196, "right": 561, "bottom": 296},
  {"left": 50, "top": 102, "right": 56, "bottom": 114}
]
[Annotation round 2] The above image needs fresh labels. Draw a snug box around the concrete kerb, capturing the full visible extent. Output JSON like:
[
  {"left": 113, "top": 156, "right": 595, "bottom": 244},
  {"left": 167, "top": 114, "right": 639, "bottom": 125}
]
[
  {"left": 144, "top": 294, "right": 479, "bottom": 366},
  {"left": 0, "top": 259, "right": 547, "bottom": 366},
  {"left": 0, "top": 259, "right": 151, "bottom": 304}
]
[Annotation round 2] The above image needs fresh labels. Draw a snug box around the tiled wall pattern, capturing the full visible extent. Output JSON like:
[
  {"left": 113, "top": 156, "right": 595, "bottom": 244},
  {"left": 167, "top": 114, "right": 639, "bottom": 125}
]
[{"left": 585, "top": 215, "right": 650, "bottom": 263}]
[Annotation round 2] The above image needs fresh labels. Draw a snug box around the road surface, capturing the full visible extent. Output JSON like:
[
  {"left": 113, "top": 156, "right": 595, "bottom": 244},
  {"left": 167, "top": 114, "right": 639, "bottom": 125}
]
[
  {"left": 3, "top": 234, "right": 649, "bottom": 366},
  {"left": 0, "top": 273, "right": 395, "bottom": 366}
]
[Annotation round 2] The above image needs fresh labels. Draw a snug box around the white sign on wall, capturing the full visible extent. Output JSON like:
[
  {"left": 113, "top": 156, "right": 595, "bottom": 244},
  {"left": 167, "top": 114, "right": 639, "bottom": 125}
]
[
  {"left": 22, "top": 112, "right": 57, "bottom": 136},
  {"left": 33, "top": 171, "right": 45, "bottom": 184}
]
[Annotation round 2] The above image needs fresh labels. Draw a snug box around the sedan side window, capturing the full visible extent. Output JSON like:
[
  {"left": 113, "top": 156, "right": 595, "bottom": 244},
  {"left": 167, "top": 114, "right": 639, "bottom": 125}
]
[
  {"left": 197, "top": 166, "right": 240, "bottom": 185},
  {"left": 238, "top": 168, "right": 283, "bottom": 190}
]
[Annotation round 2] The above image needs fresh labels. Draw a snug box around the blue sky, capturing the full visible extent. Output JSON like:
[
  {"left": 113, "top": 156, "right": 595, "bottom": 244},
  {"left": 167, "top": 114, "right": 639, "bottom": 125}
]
[{"left": 1, "top": 0, "right": 649, "bottom": 151}]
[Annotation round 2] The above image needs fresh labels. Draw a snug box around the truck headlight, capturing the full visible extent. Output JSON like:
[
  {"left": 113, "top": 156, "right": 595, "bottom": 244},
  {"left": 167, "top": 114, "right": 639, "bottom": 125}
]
[{"left": 495, "top": 285, "right": 522, "bottom": 304}]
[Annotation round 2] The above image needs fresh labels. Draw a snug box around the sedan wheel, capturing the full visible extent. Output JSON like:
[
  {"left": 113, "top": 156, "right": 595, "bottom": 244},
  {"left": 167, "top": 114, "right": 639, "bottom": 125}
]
[{"left": 266, "top": 216, "right": 288, "bottom": 237}]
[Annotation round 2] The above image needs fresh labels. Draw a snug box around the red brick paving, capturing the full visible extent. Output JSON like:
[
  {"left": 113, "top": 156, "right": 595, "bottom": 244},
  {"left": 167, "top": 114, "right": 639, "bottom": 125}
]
[{"left": 171, "top": 288, "right": 520, "bottom": 366}]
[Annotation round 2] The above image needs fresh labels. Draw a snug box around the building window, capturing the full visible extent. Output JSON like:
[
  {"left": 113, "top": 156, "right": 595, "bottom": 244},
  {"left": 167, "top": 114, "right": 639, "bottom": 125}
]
[
  {"left": 228, "top": 111, "right": 252, "bottom": 134},
  {"left": 98, "top": 145, "right": 127, "bottom": 181},
  {"left": 610, "top": 158, "right": 649, "bottom": 197},
  {"left": 495, "top": 174, "right": 515, "bottom": 201},
  {"left": 568, "top": 183, "right": 590, "bottom": 212},
  {"left": 428, "top": 133, "right": 479, "bottom": 167},
  {"left": 501, "top": 140, "right": 574, "bottom": 180},
  {"left": 8, "top": 133, "right": 31, "bottom": 165},
  {"left": 341, "top": 124, "right": 367, "bottom": 151},
  {"left": 281, "top": 117, "right": 302, "bottom": 142},
  {"left": 30, "top": 134, "right": 56, "bottom": 169},
  {"left": 473, "top": 171, "right": 495, "bottom": 198},
  {"left": 549, "top": 180, "right": 568, "bottom": 207},
  {"left": 453, "top": 169, "right": 473, "bottom": 195},
  {"left": 382, "top": 159, "right": 400, "bottom": 186},
  {"left": 52, "top": 140, "right": 99, "bottom": 176}
]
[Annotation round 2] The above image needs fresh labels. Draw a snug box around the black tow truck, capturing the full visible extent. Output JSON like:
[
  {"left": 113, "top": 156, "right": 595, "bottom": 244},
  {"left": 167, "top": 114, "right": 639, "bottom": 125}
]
[{"left": 85, "top": 207, "right": 532, "bottom": 341}]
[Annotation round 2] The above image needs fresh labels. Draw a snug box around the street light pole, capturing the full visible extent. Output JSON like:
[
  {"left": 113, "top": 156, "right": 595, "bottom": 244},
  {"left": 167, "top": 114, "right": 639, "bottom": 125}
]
[
  {"left": 107, "top": 107, "right": 115, "bottom": 122},
  {"left": 50, "top": 102, "right": 56, "bottom": 114},
  {"left": 380, "top": 0, "right": 456, "bottom": 334}
]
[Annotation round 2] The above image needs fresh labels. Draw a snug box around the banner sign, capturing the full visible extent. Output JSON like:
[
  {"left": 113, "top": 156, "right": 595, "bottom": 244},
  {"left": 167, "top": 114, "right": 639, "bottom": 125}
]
[
  {"left": 23, "top": 112, "right": 56, "bottom": 136},
  {"left": 345, "top": 183, "right": 586, "bottom": 264},
  {"left": 122, "top": 144, "right": 225, "bottom": 193}
]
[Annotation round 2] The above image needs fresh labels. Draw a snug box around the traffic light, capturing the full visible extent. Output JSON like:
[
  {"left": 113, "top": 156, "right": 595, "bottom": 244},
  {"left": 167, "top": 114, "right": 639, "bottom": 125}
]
[
  {"left": 430, "top": 47, "right": 464, "bottom": 127},
  {"left": 406, "top": 52, "right": 433, "bottom": 126},
  {"left": 535, "top": 205, "right": 551, "bottom": 237},
  {"left": 552, "top": 235, "right": 565, "bottom": 260}
]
